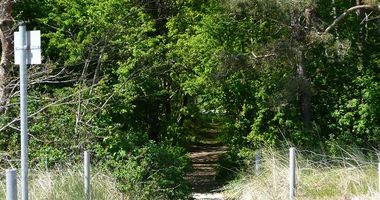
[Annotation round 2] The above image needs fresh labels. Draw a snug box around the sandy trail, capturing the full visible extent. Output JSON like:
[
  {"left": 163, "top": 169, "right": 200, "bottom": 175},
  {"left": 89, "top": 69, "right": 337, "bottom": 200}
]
[{"left": 185, "top": 141, "right": 228, "bottom": 200}]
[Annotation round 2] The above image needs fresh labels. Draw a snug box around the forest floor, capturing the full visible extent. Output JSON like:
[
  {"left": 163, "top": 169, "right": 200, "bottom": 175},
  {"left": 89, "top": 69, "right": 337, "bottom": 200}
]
[{"left": 185, "top": 122, "right": 228, "bottom": 200}]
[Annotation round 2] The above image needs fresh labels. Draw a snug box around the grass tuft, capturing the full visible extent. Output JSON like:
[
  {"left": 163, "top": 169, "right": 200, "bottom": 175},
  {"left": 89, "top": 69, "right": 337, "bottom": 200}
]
[
  {"left": 223, "top": 148, "right": 379, "bottom": 200},
  {"left": 1, "top": 167, "right": 124, "bottom": 200}
]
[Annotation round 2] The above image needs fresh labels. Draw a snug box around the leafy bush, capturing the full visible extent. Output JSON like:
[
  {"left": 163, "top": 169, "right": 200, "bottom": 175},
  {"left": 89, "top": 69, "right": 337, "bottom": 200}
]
[
  {"left": 102, "top": 143, "right": 192, "bottom": 200},
  {"left": 216, "top": 148, "right": 242, "bottom": 182}
]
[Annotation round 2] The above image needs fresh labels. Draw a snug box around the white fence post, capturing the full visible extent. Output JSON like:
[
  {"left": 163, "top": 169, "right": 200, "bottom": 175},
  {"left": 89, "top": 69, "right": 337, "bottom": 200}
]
[
  {"left": 255, "top": 152, "right": 261, "bottom": 175},
  {"left": 378, "top": 162, "right": 380, "bottom": 198},
  {"left": 84, "top": 151, "right": 90, "bottom": 200},
  {"left": 6, "top": 169, "right": 17, "bottom": 200},
  {"left": 289, "top": 147, "right": 296, "bottom": 200}
]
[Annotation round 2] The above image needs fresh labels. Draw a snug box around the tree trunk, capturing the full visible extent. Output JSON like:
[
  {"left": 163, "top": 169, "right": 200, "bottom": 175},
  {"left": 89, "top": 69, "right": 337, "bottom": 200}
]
[
  {"left": 356, "top": 0, "right": 365, "bottom": 51},
  {"left": 292, "top": 8, "right": 314, "bottom": 131},
  {"left": 177, "top": 93, "right": 189, "bottom": 127},
  {"left": 297, "top": 51, "right": 311, "bottom": 131},
  {"left": 0, "top": 0, "right": 13, "bottom": 114}
]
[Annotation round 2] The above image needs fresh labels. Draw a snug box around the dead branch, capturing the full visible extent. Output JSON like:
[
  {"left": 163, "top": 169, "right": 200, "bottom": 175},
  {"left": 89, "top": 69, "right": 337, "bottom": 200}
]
[
  {"left": 251, "top": 51, "right": 276, "bottom": 59},
  {"left": 324, "top": 5, "right": 380, "bottom": 34}
]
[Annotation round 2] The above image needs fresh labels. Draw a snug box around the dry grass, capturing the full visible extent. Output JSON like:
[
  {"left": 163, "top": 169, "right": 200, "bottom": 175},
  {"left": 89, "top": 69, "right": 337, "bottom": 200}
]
[
  {"left": 223, "top": 148, "right": 380, "bottom": 200},
  {"left": 0, "top": 167, "right": 125, "bottom": 200}
]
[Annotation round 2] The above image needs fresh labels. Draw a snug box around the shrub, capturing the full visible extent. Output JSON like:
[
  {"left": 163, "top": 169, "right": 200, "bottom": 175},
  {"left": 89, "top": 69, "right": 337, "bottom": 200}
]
[{"left": 103, "top": 142, "right": 192, "bottom": 200}]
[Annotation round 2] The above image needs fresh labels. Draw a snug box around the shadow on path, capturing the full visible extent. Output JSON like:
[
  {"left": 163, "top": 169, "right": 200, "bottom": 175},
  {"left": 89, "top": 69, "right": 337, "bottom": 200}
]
[{"left": 185, "top": 125, "right": 228, "bottom": 199}]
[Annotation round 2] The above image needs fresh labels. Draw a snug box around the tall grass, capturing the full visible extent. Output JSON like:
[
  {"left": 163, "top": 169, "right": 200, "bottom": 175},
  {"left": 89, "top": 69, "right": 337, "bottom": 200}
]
[
  {"left": 0, "top": 167, "right": 125, "bottom": 200},
  {"left": 223, "top": 148, "right": 379, "bottom": 200}
]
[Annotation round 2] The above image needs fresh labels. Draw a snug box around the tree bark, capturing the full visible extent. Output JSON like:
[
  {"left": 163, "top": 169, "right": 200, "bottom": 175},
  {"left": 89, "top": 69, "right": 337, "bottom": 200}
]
[
  {"left": 356, "top": 0, "right": 366, "bottom": 51},
  {"left": 177, "top": 93, "right": 188, "bottom": 127},
  {"left": 292, "top": 8, "right": 313, "bottom": 131},
  {"left": 297, "top": 51, "right": 311, "bottom": 131},
  {"left": 0, "top": 0, "right": 13, "bottom": 114}
]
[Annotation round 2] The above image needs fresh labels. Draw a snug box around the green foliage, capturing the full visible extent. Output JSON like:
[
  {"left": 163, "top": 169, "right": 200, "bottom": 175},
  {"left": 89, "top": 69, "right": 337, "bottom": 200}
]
[
  {"left": 2, "top": 0, "right": 194, "bottom": 198},
  {"left": 1, "top": 0, "right": 380, "bottom": 198},
  {"left": 216, "top": 149, "right": 242, "bottom": 182},
  {"left": 102, "top": 143, "right": 191, "bottom": 199}
]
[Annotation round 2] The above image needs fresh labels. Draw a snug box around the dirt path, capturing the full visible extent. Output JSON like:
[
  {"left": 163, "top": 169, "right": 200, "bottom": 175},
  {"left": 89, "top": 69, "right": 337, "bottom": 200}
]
[{"left": 185, "top": 128, "right": 228, "bottom": 200}]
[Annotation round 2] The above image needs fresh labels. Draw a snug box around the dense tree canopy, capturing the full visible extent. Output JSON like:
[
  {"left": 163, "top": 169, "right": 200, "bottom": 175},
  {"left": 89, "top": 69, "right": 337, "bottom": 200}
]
[{"left": 0, "top": 0, "right": 379, "bottom": 198}]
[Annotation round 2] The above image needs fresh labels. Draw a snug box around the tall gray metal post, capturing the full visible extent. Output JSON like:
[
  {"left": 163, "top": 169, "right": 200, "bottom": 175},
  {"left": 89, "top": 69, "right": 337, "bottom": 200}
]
[
  {"left": 289, "top": 147, "right": 296, "bottom": 200},
  {"left": 84, "top": 151, "right": 90, "bottom": 199},
  {"left": 6, "top": 169, "right": 17, "bottom": 200},
  {"left": 18, "top": 22, "right": 29, "bottom": 200}
]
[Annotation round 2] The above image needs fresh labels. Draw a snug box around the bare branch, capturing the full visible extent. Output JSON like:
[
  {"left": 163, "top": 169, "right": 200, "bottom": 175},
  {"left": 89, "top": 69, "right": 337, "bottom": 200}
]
[
  {"left": 0, "top": 82, "right": 101, "bottom": 132},
  {"left": 324, "top": 5, "right": 380, "bottom": 34},
  {"left": 251, "top": 51, "right": 276, "bottom": 59}
]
